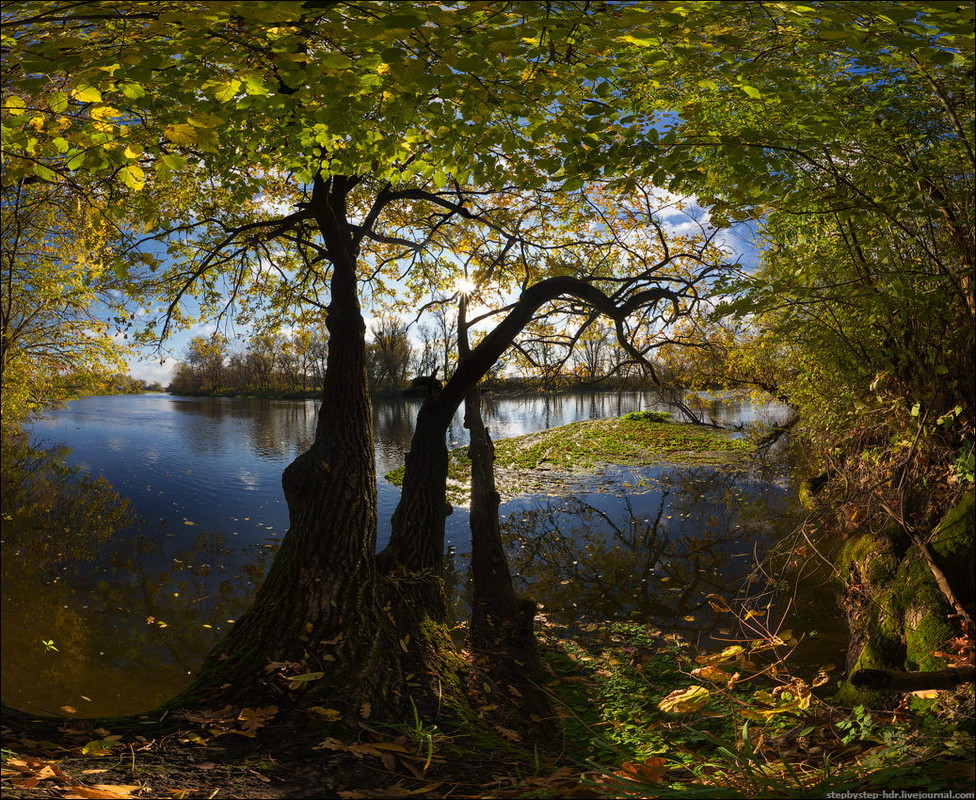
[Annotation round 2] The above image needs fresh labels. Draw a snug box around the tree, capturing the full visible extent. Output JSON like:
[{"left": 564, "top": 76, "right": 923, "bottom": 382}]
[
  {"left": 367, "top": 314, "right": 412, "bottom": 391},
  {"left": 0, "top": 179, "right": 134, "bottom": 427},
  {"left": 610, "top": 2, "right": 974, "bottom": 681},
  {"left": 12, "top": 0, "right": 965, "bottom": 730}
]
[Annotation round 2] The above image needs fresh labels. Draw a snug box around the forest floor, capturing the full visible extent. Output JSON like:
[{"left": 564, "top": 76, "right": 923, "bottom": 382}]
[{"left": 3, "top": 617, "right": 973, "bottom": 800}]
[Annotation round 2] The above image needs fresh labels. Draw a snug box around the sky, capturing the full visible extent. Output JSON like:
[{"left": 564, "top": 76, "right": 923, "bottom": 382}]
[{"left": 124, "top": 193, "right": 761, "bottom": 386}]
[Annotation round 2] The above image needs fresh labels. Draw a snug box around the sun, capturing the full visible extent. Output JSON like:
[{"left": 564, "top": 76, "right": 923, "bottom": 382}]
[{"left": 454, "top": 278, "right": 477, "bottom": 296}]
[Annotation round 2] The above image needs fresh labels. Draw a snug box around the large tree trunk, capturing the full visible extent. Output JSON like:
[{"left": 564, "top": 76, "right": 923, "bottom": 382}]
[
  {"left": 168, "top": 178, "right": 386, "bottom": 714},
  {"left": 169, "top": 178, "right": 461, "bottom": 722}
]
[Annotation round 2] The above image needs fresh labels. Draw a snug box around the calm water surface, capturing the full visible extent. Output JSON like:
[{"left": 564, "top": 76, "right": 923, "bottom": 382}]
[{"left": 3, "top": 391, "right": 838, "bottom": 716}]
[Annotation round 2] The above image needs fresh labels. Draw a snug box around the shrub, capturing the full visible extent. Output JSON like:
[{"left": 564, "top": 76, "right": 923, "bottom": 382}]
[{"left": 622, "top": 410, "right": 672, "bottom": 423}]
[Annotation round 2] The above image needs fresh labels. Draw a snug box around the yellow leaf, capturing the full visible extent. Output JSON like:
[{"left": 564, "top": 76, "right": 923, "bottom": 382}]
[
  {"left": 163, "top": 124, "right": 198, "bottom": 146},
  {"left": 695, "top": 645, "right": 744, "bottom": 665},
  {"left": 123, "top": 143, "right": 143, "bottom": 159},
  {"left": 307, "top": 706, "right": 342, "bottom": 721},
  {"left": 70, "top": 85, "right": 102, "bottom": 103},
  {"left": 119, "top": 164, "right": 145, "bottom": 190},
  {"left": 90, "top": 106, "right": 122, "bottom": 121},
  {"left": 6, "top": 95, "right": 27, "bottom": 114},
  {"left": 372, "top": 741, "right": 409, "bottom": 752},
  {"left": 188, "top": 112, "right": 225, "bottom": 128},
  {"left": 658, "top": 685, "right": 710, "bottom": 714},
  {"left": 690, "top": 665, "right": 733, "bottom": 682},
  {"left": 92, "top": 786, "right": 141, "bottom": 798}
]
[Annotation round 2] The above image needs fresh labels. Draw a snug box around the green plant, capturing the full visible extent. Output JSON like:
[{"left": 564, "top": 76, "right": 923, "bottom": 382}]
[
  {"left": 622, "top": 410, "right": 672, "bottom": 423},
  {"left": 385, "top": 697, "right": 441, "bottom": 772},
  {"left": 585, "top": 723, "right": 859, "bottom": 799},
  {"left": 41, "top": 639, "right": 58, "bottom": 652},
  {"left": 836, "top": 705, "right": 880, "bottom": 744},
  {"left": 954, "top": 441, "right": 974, "bottom": 484}
]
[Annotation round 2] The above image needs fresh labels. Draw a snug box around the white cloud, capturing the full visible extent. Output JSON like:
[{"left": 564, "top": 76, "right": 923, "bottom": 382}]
[{"left": 128, "top": 355, "right": 175, "bottom": 385}]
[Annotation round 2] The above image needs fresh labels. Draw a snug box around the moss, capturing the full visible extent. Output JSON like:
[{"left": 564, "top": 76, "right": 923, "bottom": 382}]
[
  {"left": 836, "top": 532, "right": 898, "bottom": 585},
  {"left": 929, "top": 490, "right": 975, "bottom": 611},
  {"left": 905, "top": 611, "right": 954, "bottom": 672},
  {"left": 836, "top": 494, "right": 974, "bottom": 707}
]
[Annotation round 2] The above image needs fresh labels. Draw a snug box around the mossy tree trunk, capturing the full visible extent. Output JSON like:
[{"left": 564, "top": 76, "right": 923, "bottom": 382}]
[{"left": 837, "top": 490, "right": 975, "bottom": 707}]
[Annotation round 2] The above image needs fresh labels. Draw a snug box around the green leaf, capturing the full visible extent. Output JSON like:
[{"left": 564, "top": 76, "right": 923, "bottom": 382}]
[
  {"left": 48, "top": 92, "right": 69, "bottom": 113},
  {"left": 119, "top": 82, "right": 147, "bottom": 100},
  {"left": 739, "top": 85, "right": 762, "bottom": 99},
  {"left": 319, "top": 53, "right": 352, "bottom": 70},
  {"left": 32, "top": 163, "right": 58, "bottom": 181},
  {"left": 5, "top": 95, "right": 27, "bottom": 114},
  {"left": 289, "top": 671, "right": 325, "bottom": 682},
  {"left": 213, "top": 79, "right": 241, "bottom": 102}
]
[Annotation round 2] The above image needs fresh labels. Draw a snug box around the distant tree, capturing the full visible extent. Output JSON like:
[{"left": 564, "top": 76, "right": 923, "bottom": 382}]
[
  {"left": 411, "top": 323, "right": 440, "bottom": 379},
  {"left": 368, "top": 315, "right": 413, "bottom": 390}
]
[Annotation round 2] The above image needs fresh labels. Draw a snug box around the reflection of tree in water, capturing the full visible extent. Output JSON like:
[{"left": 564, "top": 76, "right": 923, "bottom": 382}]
[
  {"left": 373, "top": 397, "right": 422, "bottom": 465},
  {"left": 499, "top": 467, "right": 798, "bottom": 637},
  {"left": 1, "top": 437, "right": 273, "bottom": 716},
  {"left": 170, "top": 397, "right": 318, "bottom": 461},
  {"left": 1, "top": 437, "right": 132, "bottom": 564},
  {"left": 242, "top": 400, "right": 316, "bottom": 460}
]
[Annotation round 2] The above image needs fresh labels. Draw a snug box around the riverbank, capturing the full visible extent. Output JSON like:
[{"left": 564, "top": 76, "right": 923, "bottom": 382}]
[{"left": 3, "top": 615, "right": 971, "bottom": 799}]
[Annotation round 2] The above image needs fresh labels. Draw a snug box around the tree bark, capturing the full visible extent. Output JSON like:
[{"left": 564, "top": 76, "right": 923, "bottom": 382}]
[
  {"left": 851, "top": 667, "right": 975, "bottom": 692},
  {"left": 169, "top": 177, "right": 460, "bottom": 722}
]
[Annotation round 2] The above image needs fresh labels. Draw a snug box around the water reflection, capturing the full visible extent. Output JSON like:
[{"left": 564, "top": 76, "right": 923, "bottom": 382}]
[
  {"left": 1, "top": 438, "right": 273, "bottom": 716},
  {"left": 8, "top": 390, "right": 803, "bottom": 715},
  {"left": 496, "top": 465, "right": 800, "bottom": 644}
]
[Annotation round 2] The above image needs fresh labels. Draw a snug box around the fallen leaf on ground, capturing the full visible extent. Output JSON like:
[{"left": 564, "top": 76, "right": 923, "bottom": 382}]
[{"left": 658, "top": 685, "right": 710, "bottom": 713}]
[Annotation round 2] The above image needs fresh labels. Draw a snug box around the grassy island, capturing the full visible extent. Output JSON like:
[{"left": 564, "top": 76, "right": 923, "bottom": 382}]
[{"left": 386, "top": 414, "right": 753, "bottom": 503}]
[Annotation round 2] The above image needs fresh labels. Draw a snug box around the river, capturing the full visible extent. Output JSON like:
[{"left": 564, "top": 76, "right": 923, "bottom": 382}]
[{"left": 3, "top": 390, "right": 842, "bottom": 716}]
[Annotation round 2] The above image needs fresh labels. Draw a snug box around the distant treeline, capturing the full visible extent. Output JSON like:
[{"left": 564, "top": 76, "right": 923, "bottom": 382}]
[
  {"left": 167, "top": 318, "right": 670, "bottom": 399},
  {"left": 63, "top": 372, "right": 166, "bottom": 398}
]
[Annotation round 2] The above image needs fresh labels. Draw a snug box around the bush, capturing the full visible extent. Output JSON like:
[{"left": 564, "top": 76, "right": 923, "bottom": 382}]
[{"left": 622, "top": 410, "right": 672, "bottom": 423}]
